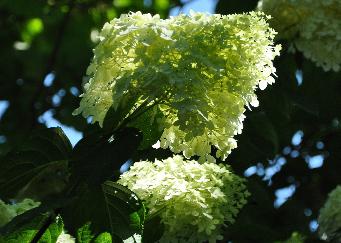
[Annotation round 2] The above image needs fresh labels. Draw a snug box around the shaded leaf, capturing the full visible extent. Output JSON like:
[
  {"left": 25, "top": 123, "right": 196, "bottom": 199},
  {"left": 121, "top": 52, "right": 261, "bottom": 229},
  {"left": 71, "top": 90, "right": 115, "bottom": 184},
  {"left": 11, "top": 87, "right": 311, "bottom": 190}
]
[
  {"left": 215, "top": 0, "right": 258, "bottom": 14},
  {"left": 71, "top": 127, "right": 142, "bottom": 186},
  {"left": 38, "top": 215, "right": 64, "bottom": 243},
  {"left": 247, "top": 112, "right": 279, "bottom": 157},
  {"left": 0, "top": 213, "right": 64, "bottom": 243},
  {"left": 142, "top": 215, "right": 164, "bottom": 243},
  {"left": 128, "top": 106, "right": 164, "bottom": 150},
  {"left": 102, "top": 181, "right": 145, "bottom": 240},
  {"left": 61, "top": 184, "right": 110, "bottom": 237},
  {"left": 76, "top": 223, "right": 112, "bottom": 243},
  {"left": 0, "top": 196, "right": 72, "bottom": 237},
  {"left": 0, "top": 127, "right": 72, "bottom": 201},
  {"left": 77, "top": 223, "right": 94, "bottom": 243}
]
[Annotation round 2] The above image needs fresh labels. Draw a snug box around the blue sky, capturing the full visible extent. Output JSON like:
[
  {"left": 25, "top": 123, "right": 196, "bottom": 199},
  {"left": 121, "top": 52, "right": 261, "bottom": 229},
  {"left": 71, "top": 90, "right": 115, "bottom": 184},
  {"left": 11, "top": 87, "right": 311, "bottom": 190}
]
[{"left": 170, "top": 0, "right": 218, "bottom": 15}]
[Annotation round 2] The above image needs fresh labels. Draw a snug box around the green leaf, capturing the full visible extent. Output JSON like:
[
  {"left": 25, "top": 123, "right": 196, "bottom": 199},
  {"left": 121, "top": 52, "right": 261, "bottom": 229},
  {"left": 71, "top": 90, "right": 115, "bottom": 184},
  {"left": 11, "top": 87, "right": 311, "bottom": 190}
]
[
  {"left": 61, "top": 183, "right": 110, "bottom": 236},
  {"left": 0, "top": 213, "right": 50, "bottom": 243},
  {"left": 1, "top": 214, "right": 67, "bottom": 243},
  {"left": 274, "top": 232, "right": 306, "bottom": 243},
  {"left": 0, "top": 127, "right": 72, "bottom": 201},
  {"left": 247, "top": 112, "right": 279, "bottom": 157},
  {"left": 0, "top": 197, "right": 73, "bottom": 237},
  {"left": 102, "top": 181, "right": 145, "bottom": 240},
  {"left": 114, "top": 0, "right": 132, "bottom": 8},
  {"left": 77, "top": 223, "right": 94, "bottom": 243},
  {"left": 76, "top": 223, "right": 112, "bottom": 243},
  {"left": 155, "top": 0, "right": 169, "bottom": 11},
  {"left": 37, "top": 215, "right": 64, "bottom": 243},
  {"left": 142, "top": 215, "right": 164, "bottom": 243},
  {"left": 71, "top": 127, "right": 142, "bottom": 186},
  {"left": 22, "top": 18, "right": 44, "bottom": 43},
  {"left": 93, "top": 232, "right": 112, "bottom": 243},
  {"left": 128, "top": 106, "right": 164, "bottom": 150},
  {"left": 102, "top": 93, "right": 139, "bottom": 133},
  {"left": 215, "top": 0, "right": 258, "bottom": 14}
]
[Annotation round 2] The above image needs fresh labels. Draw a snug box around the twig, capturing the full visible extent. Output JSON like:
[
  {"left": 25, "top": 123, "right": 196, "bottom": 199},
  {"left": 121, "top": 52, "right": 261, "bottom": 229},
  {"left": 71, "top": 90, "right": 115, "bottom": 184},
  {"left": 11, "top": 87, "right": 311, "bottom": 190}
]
[{"left": 29, "top": 0, "right": 75, "bottom": 128}]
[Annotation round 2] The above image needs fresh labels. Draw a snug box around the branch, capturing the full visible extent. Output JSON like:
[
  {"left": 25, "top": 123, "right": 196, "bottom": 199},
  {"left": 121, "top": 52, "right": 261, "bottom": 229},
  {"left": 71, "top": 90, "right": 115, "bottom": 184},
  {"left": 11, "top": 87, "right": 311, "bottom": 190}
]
[{"left": 29, "top": 0, "right": 76, "bottom": 128}]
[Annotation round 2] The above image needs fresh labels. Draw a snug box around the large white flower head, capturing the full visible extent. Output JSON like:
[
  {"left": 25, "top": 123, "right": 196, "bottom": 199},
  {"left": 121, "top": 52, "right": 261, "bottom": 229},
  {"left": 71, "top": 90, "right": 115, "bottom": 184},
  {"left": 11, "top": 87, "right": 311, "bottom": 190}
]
[
  {"left": 117, "top": 155, "right": 249, "bottom": 242},
  {"left": 257, "top": 0, "right": 341, "bottom": 72},
  {"left": 74, "top": 11, "right": 280, "bottom": 162},
  {"left": 318, "top": 185, "right": 341, "bottom": 242},
  {"left": 0, "top": 198, "right": 40, "bottom": 227}
]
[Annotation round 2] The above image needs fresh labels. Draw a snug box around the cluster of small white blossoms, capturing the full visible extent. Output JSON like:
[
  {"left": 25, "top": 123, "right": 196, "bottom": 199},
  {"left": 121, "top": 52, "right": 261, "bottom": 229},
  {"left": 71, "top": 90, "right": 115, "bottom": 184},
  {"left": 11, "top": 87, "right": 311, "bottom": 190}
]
[
  {"left": 56, "top": 231, "right": 75, "bottom": 243},
  {"left": 118, "top": 155, "right": 249, "bottom": 242},
  {"left": 74, "top": 11, "right": 280, "bottom": 162},
  {"left": 123, "top": 233, "right": 142, "bottom": 243},
  {"left": 0, "top": 198, "right": 40, "bottom": 227},
  {"left": 257, "top": 0, "right": 341, "bottom": 72},
  {"left": 318, "top": 185, "right": 341, "bottom": 242}
]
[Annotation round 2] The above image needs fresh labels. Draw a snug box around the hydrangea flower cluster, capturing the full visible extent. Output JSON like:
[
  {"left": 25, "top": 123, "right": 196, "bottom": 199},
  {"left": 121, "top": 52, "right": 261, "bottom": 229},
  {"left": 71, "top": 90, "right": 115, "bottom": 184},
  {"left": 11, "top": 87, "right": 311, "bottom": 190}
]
[
  {"left": 123, "top": 233, "right": 142, "bottom": 243},
  {"left": 56, "top": 231, "right": 75, "bottom": 243},
  {"left": 74, "top": 11, "right": 280, "bottom": 161},
  {"left": 118, "top": 155, "right": 249, "bottom": 242},
  {"left": 0, "top": 198, "right": 40, "bottom": 227},
  {"left": 318, "top": 185, "right": 341, "bottom": 242},
  {"left": 257, "top": 0, "right": 341, "bottom": 72}
]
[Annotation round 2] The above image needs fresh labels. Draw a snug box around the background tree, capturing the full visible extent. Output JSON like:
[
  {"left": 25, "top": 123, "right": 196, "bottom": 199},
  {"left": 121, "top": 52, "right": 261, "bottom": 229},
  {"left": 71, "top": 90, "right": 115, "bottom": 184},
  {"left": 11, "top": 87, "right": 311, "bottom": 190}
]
[{"left": 0, "top": 0, "right": 340, "bottom": 242}]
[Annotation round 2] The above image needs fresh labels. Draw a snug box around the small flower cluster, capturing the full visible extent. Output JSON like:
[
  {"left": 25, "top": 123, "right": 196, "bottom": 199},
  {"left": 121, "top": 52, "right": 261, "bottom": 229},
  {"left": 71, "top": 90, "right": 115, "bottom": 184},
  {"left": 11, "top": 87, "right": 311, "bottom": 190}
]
[
  {"left": 118, "top": 155, "right": 249, "bottom": 242},
  {"left": 123, "top": 233, "right": 142, "bottom": 243},
  {"left": 258, "top": 0, "right": 341, "bottom": 72},
  {"left": 318, "top": 185, "right": 341, "bottom": 242},
  {"left": 74, "top": 11, "right": 280, "bottom": 161},
  {"left": 56, "top": 231, "right": 75, "bottom": 243},
  {"left": 0, "top": 198, "right": 40, "bottom": 227}
]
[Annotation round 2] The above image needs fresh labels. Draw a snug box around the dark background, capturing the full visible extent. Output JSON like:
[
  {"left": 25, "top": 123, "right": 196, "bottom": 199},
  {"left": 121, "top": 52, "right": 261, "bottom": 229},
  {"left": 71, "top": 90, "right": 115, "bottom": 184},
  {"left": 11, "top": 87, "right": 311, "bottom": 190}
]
[{"left": 0, "top": 0, "right": 340, "bottom": 242}]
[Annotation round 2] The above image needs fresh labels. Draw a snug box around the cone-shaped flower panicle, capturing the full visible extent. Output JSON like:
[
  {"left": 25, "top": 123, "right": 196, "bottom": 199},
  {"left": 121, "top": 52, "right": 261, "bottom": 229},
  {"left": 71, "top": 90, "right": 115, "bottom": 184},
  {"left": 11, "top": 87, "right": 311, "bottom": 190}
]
[{"left": 74, "top": 11, "right": 280, "bottom": 161}]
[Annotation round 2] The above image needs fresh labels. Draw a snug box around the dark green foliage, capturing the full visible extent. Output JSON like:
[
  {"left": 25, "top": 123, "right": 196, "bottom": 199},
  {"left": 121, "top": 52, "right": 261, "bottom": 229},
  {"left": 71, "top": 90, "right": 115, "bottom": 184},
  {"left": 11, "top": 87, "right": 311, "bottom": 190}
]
[
  {"left": 142, "top": 215, "right": 165, "bottom": 243},
  {"left": 71, "top": 127, "right": 142, "bottom": 186},
  {"left": 59, "top": 127, "right": 142, "bottom": 235},
  {"left": 77, "top": 223, "right": 95, "bottom": 243},
  {"left": 61, "top": 183, "right": 111, "bottom": 237},
  {"left": 225, "top": 52, "right": 341, "bottom": 242},
  {"left": 38, "top": 215, "right": 64, "bottom": 243},
  {"left": 0, "top": 0, "right": 340, "bottom": 242},
  {"left": 0, "top": 127, "right": 72, "bottom": 201},
  {"left": 215, "top": 0, "right": 258, "bottom": 14},
  {"left": 61, "top": 127, "right": 142, "bottom": 236},
  {"left": 0, "top": 213, "right": 62, "bottom": 243},
  {"left": 102, "top": 181, "right": 145, "bottom": 240},
  {"left": 76, "top": 223, "right": 113, "bottom": 243},
  {"left": 128, "top": 106, "right": 164, "bottom": 150}
]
